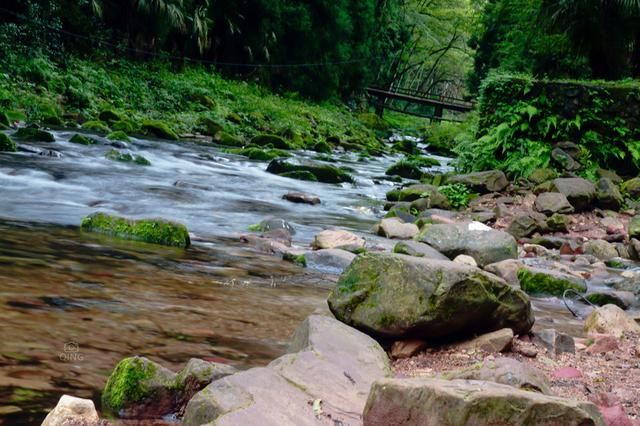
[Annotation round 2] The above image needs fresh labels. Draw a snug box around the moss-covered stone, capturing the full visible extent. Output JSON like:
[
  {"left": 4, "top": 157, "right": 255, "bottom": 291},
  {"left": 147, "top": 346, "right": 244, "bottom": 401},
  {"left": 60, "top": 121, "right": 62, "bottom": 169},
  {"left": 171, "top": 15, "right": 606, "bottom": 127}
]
[
  {"left": 386, "top": 161, "right": 424, "bottom": 180},
  {"left": 102, "top": 357, "right": 159, "bottom": 413},
  {"left": 0, "top": 111, "right": 10, "bottom": 127},
  {"left": 112, "top": 119, "right": 138, "bottom": 133},
  {"left": 312, "top": 141, "right": 332, "bottom": 153},
  {"left": 266, "top": 158, "right": 354, "bottom": 184},
  {"left": 528, "top": 168, "right": 557, "bottom": 184},
  {"left": 13, "top": 127, "right": 55, "bottom": 142},
  {"left": 517, "top": 268, "right": 586, "bottom": 296},
  {"left": 279, "top": 170, "right": 318, "bottom": 181},
  {"left": 283, "top": 252, "right": 307, "bottom": 266},
  {"left": 141, "top": 120, "right": 179, "bottom": 140},
  {"left": 215, "top": 132, "right": 244, "bottom": 147},
  {"left": 0, "top": 133, "right": 17, "bottom": 152},
  {"left": 546, "top": 213, "right": 569, "bottom": 232},
  {"left": 629, "top": 216, "right": 640, "bottom": 239},
  {"left": 622, "top": 177, "right": 640, "bottom": 199},
  {"left": 105, "top": 149, "right": 150, "bottom": 166},
  {"left": 81, "top": 212, "right": 190, "bottom": 247},
  {"left": 42, "top": 115, "right": 63, "bottom": 126},
  {"left": 357, "top": 112, "right": 390, "bottom": 132},
  {"left": 99, "top": 109, "right": 123, "bottom": 124},
  {"left": 226, "top": 112, "right": 242, "bottom": 124},
  {"left": 250, "top": 134, "right": 295, "bottom": 150},
  {"left": 107, "top": 131, "right": 131, "bottom": 142},
  {"left": 585, "top": 293, "right": 627, "bottom": 309},
  {"left": 228, "top": 146, "right": 291, "bottom": 161},
  {"left": 82, "top": 120, "right": 111, "bottom": 133},
  {"left": 69, "top": 134, "right": 96, "bottom": 145},
  {"left": 197, "top": 117, "right": 223, "bottom": 136}
]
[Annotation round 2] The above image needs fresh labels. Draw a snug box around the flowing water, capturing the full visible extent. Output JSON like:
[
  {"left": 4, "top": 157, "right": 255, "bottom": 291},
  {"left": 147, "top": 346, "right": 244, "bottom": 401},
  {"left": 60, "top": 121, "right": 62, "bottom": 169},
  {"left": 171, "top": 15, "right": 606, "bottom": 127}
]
[{"left": 0, "top": 130, "right": 630, "bottom": 424}]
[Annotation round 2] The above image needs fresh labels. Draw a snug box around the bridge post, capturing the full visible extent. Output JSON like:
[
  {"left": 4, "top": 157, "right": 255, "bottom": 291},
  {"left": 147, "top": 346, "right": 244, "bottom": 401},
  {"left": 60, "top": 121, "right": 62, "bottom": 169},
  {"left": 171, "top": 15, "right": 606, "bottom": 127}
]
[
  {"left": 375, "top": 96, "right": 386, "bottom": 118},
  {"left": 433, "top": 104, "right": 444, "bottom": 121}
]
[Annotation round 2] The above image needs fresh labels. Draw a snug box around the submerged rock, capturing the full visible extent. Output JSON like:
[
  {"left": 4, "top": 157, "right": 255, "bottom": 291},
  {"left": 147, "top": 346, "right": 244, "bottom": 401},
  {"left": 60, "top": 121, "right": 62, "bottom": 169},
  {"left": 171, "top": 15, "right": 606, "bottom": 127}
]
[
  {"left": 69, "top": 133, "right": 96, "bottom": 145},
  {"left": 363, "top": 378, "right": 603, "bottom": 426},
  {"left": 141, "top": 120, "right": 179, "bottom": 140},
  {"left": 80, "top": 212, "right": 190, "bottom": 248},
  {"left": 183, "top": 315, "right": 391, "bottom": 426},
  {"left": 303, "top": 249, "right": 356, "bottom": 274},
  {"left": 328, "top": 253, "right": 534, "bottom": 340},
  {"left": 419, "top": 222, "right": 517, "bottom": 267},
  {"left": 13, "top": 127, "right": 55, "bottom": 142},
  {"left": 517, "top": 267, "right": 587, "bottom": 296},
  {"left": 266, "top": 158, "right": 353, "bottom": 184}
]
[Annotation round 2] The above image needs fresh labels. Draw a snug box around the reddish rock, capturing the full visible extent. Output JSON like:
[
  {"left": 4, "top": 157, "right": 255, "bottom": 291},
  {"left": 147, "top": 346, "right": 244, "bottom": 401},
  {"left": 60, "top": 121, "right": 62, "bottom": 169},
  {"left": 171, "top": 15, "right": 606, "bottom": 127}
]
[
  {"left": 560, "top": 241, "right": 584, "bottom": 255},
  {"left": 552, "top": 366, "right": 583, "bottom": 379},
  {"left": 589, "top": 393, "right": 634, "bottom": 426},
  {"left": 391, "top": 340, "right": 428, "bottom": 359},
  {"left": 586, "top": 335, "right": 620, "bottom": 354}
]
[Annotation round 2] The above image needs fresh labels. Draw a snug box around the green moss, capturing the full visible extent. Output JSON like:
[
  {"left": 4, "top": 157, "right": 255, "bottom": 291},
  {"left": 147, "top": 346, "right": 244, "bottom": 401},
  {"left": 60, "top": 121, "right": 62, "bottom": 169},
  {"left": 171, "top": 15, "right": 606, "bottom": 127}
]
[
  {"left": 99, "top": 109, "right": 122, "bottom": 124},
  {"left": 386, "top": 160, "right": 424, "bottom": 179},
  {"left": 250, "top": 134, "right": 295, "bottom": 150},
  {"left": 312, "top": 141, "right": 332, "bottom": 153},
  {"left": 279, "top": 170, "right": 318, "bottom": 181},
  {"left": 517, "top": 268, "right": 586, "bottom": 296},
  {"left": 81, "top": 212, "right": 190, "bottom": 247},
  {"left": 105, "top": 149, "right": 150, "bottom": 165},
  {"left": 197, "top": 116, "right": 223, "bottom": 136},
  {"left": 216, "top": 132, "right": 244, "bottom": 147},
  {"left": 0, "top": 133, "right": 17, "bottom": 152},
  {"left": 102, "top": 357, "right": 157, "bottom": 412},
  {"left": 107, "top": 131, "right": 131, "bottom": 142},
  {"left": 69, "top": 133, "right": 96, "bottom": 145},
  {"left": 0, "top": 111, "right": 10, "bottom": 127},
  {"left": 42, "top": 115, "right": 63, "bottom": 126},
  {"left": 283, "top": 252, "right": 307, "bottom": 267},
  {"left": 267, "top": 159, "right": 354, "bottom": 184},
  {"left": 13, "top": 127, "right": 55, "bottom": 142},
  {"left": 227, "top": 146, "right": 291, "bottom": 161},
  {"left": 82, "top": 120, "right": 111, "bottom": 133},
  {"left": 357, "top": 112, "right": 390, "bottom": 132},
  {"left": 141, "top": 120, "right": 179, "bottom": 140},
  {"left": 585, "top": 293, "right": 626, "bottom": 309},
  {"left": 112, "top": 119, "right": 138, "bottom": 133}
]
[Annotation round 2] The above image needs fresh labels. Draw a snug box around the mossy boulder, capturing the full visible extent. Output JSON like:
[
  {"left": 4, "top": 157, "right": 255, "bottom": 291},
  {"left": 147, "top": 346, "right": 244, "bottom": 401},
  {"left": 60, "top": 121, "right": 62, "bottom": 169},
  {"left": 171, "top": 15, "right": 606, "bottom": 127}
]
[
  {"left": 42, "top": 115, "right": 63, "bottom": 126},
  {"left": 228, "top": 146, "right": 291, "bottom": 161},
  {"left": 107, "top": 131, "right": 131, "bottom": 142},
  {"left": 528, "top": 168, "right": 558, "bottom": 184},
  {"left": 82, "top": 120, "right": 111, "bottom": 133},
  {"left": 69, "top": 134, "right": 96, "bottom": 145},
  {"left": 386, "top": 160, "right": 423, "bottom": 179},
  {"left": 141, "top": 120, "right": 179, "bottom": 140},
  {"left": 215, "top": 132, "right": 244, "bottom": 147},
  {"left": 446, "top": 170, "right": 509, "bottom": 194},
  {"left": 517, "top": 267, "right": 587, "bottom": 296},
  {"left": 102, "top": 356, "right": 177, "bottom": 418},
  {"left": 0, "top": 133, "right": 17, "bottom": 152},
  {"left": 250, "top": 134, "right": 295, "bottom": 150},
  {"left": 266, "top": 159, "right": 354, "bottom": 184},
  {"left": 279, "top": 170, "right": 318, "bottom": 181},
  {"left": 595, "top": 178, "right": 623, "bottom": 211},
  {"left": 628, "top": 216, "right": 640, "bottom": 239},
  {"left": 112, "top": 120, "right": 138, "bottom": 133},
  {"left": 98, "top": 110, "right": 123, "bottom": 124},
  {"left": 197, "top": 117, "right": 223, "bottom": 136},
  {"left": 80, "top": 212, "right": 190, "bottom": 247},
  {"left": 328, "top": 253, "right": 534, "bottom": 340},
  {"left": 0, "top": 111, "right": 10, "bottom": 127},
  {"left": 551, "top": 178, "right": 596, "bottom": 212},
  {"left": 105, "top": 149, "right": 150, "bottom": 166},
  {"left": 13, "top": 127, "right": 55, "bottom": 142},
  {"left": 311, "top": 141, "right": 332, "bottom": 153},
  {"left": 389, "top": 184, "right": 450, "bottom": 210},
  {"left": 621, "top": 177, "right": 640, "bottom": 199}
]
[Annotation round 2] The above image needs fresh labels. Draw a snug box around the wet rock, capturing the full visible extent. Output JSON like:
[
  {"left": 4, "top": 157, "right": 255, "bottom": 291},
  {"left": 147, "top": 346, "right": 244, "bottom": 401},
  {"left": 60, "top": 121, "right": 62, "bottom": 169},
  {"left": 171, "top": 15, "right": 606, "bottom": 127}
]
[
  {"left": 141, "top": 120, "right": 178, "bottom": 140},
  {"left": 584, "top": 239, "right": 618, "bottom": 261},
  {"left": 585, "top": 304, "right": 640, "bottom": 337},
  {"left": 303, "top": 249, "right": 356, "bottom": 274},
  {"left": 266, "top": 158, "right": 353, "bottom": 184},
  {"left": 42, "top": 394, "right": 100, "bottom": 426},
  {"left": 183, "top": 315, "right": 391, "bottom": 426},
  {"left": 102, "top": 356, "right": 177, "bottom": 418},
  {"left": 363, "top": 378, "right": 603, "bottom": 426},
  {"left": 443, "top": 357, "right": 550, "bottom": 394},
  {"left": 446, "top": 170, "right": 509, "bottom": 193},
  {"left": 282, "top": 192, "right": 320, "bottom": 205},
  {"left": 258, "top": 217, "right": 295, "bottom": 235},
  {"left": 533, "top": 329, "right": 576, "bottom": 355},
  {"left": 454, "top": 328, "right": 514, "bottom": 353},
  {"left": 552, "top": 147, "right": 581, "bottom": 171},
  {"left": 393, "top": 241, "right": 448, "bottom": 260},
  {"left": 534, "top": 192, "right": 574, "bottom": 215},
  {"left": 419, "top": 222, "right": 517, "bottom": 267},
  {"left": 419, "top": 207, "right": 458, "bottom": 221},
  {"left": 390, "top": 340, "right": 427, "bottom": 359},
  {"left": 517, "top": 266, "right": 587, "bottom": 296},
  {"left": 13, "top": 127, "right": 55, "bottom": 142},
  {"left": 69, "top": 134, "right": 96, "bottom": 145},
  {"left": 484, "top": 259, "right": 525, "bottom": 286},
  {"left": 596, "top": 178, "right": 623, "bottom": 211},
  {"left": 453, "top": 254, "right": 477, "bottom": 267},
  {"left": 312, "top": 229, "right": 365, "bottom": 250},
  {"left": 109, "top": 140, "right": 129, "bottom": 149},
  {"left": 377, "top": 217, "right": 419, "bottom": 239},
  {"left": 551, "top": 178, "right": 597, "bottom": 212},
  {"left": 328, "top": 253, "right": 534, "bottom": 340},
  {"left": 585, "top": 291, "right": 634, "bottom": 309},
  {"left": 80, "top": 213, "right": 190, "bottom": 248},
  {"left": 506, "top": 213, "right": 546, "bottom": 239},
  {"left": 628, "top": 216, "right": 640, "bottom": 240}
]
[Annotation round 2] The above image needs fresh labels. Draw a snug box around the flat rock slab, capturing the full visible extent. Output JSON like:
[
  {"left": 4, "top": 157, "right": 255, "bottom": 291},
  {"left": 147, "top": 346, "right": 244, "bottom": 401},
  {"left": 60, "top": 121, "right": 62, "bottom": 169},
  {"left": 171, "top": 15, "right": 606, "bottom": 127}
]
[
  {"left": 313, "top": 229, "right": 365, "bottom": 250},
  {"left": 363, "top": 378, "right": 604, "bottom": 426},
  {"left": 183, "top": 315, "right": 391, "bottom": 426},
  {"left": 282, "top": 192, "right": 321, "bottom": 205},
  {"left": 378, "top": 218, "right": 419, "bottom": 239},
  {"left": 304, "top": 249, "right": 356, "bottom": 274}
]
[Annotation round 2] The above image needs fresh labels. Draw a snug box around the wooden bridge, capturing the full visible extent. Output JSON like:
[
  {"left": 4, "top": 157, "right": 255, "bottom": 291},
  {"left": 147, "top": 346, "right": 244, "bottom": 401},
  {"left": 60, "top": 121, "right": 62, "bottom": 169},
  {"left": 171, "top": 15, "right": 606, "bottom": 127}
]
[{"left": 366, "top": 86, "right": 474, "bottom": 121}]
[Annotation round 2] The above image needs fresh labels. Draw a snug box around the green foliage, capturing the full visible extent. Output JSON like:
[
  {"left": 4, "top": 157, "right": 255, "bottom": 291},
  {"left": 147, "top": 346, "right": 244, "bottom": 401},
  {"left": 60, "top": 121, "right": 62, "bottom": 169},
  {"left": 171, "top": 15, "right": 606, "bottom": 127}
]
[
  {"left": 107, "top": 131, "right": 130, "bottom": 142},
  {"left": 82, "top": 120, "right": 110, "bottom": 133},
  {"left": 456, "top": 74, "right": 640, "bottom": 177},
  {"left": 81, "top": 212, "right": 190, "bottom": 247},
  {"left": 142, "top": 120, "right": 179, "bottom": 140},
  {"left": 438, "top": 183, "right": 471, "bottom": 209},
  {"left": 0, "top": 133, "right": 17, "bottom": 152}
]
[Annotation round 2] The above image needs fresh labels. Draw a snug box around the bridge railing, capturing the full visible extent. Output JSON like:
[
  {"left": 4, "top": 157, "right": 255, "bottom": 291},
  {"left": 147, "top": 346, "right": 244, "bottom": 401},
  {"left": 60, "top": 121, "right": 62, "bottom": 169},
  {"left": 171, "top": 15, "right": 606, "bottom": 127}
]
[{"left": 367, "top": 86, "right": 475, "bottom": 109}]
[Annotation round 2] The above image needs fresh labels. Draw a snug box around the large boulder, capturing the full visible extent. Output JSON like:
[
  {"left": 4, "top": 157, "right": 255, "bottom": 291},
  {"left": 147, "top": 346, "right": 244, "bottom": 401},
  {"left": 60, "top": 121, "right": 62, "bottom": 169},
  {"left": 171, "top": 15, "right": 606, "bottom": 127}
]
[
  {"left": 42, "top": 395, "right": 100, "bottom": 426},
  {"left": 621, "top": 177, "right": 640, "bottom": 199},
  {"left": 183, "top": 315, "right": 391, "bottom": 426},
  {"left": 584, "top": 304, "right": 640, "bottom": 337},
  {"left": 312, "top": 229, "right": 365, "bottom": 250},
  {"left": 446, "top": 170, "right": 509, "bottom": 193},
  {"left": 584, "top": 239, "right": 618, "bottom": 261},
  {"left": 328, "top": 253, "right": 534, "bottom": 340},
  {"left": 551, "top": 178, "right": 597, "bottom": 212},
  {"left": 595, "top": 178, "right": 623, "bottom": 211},
  {"left": 534, "top": 192, "right": 574, "bottom": 215},
  {"left": 377, "top": 217, "right": 419, "bottom": 239},
  {"left": 506, "top": 213, "right": 546, "bottom": 239},
  {"left": 266, "top": 158, "right": 353, "bottom": 184},
  {"left": 517, "top": 266, "right": 587, "bottom": 296},
  {"left": 419, "top": 222, "right": 517, "bottom": 267},
  {"left": 363, "top": 378, "right": 604, "bottom": 426}
]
